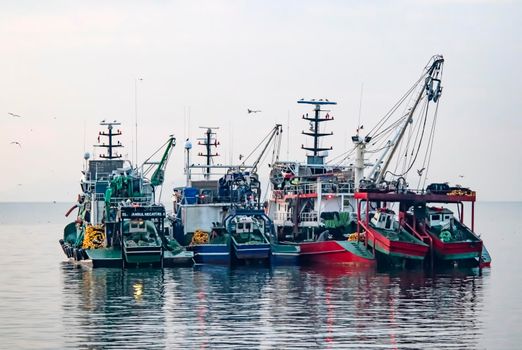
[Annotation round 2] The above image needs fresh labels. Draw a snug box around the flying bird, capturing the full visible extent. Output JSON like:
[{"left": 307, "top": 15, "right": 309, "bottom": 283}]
[
  {"left": 247, "top": 109, "right": 261, "bottom": 114},
  {"left": 417, "top": 167, "right": 426, "bottom": 176},
  {"left": 10, "top": 141, "right": 22, "bottom": 148},
  {"left": 8, "top": 112, "right": 22, "bottom": 118}
]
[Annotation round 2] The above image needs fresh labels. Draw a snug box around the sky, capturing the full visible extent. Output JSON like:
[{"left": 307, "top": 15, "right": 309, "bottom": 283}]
[{"left": 0, "top": 0, "right": 520, "bottom": 202}]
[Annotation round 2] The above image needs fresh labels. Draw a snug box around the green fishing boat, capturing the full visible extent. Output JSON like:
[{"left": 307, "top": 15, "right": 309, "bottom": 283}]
[{"left": 59, "top": 120, "right": 193, "bottom": 267}]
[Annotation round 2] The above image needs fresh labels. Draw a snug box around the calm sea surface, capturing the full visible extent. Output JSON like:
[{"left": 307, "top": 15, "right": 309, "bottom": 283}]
[{"left": 0, "top": 202, "right": 520, "bottom": 349}]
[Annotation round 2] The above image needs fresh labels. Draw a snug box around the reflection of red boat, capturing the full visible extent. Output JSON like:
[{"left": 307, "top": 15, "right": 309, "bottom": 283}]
[
  {"left": 358, "top": 209, "right": 429, "bottom": 260},
  {"left": 299, "top": 240, "right": 375, "bottom": 266}
]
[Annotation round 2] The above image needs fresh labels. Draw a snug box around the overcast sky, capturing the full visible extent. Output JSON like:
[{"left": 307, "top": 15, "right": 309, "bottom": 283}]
[{"left": 0, "top": 0, "right": 520, "bottom": 202}]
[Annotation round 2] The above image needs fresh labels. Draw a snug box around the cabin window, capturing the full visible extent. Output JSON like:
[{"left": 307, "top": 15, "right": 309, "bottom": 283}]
[
  {"left": 432, "top": 214, "right": 440, "bottom": 221},
  {"left": 238, "top": 223, "right": 244, "bottom": 230},
  {"left": 246, "top": 223, "right": 251, "bottom": 231},
  {"left": 444, "top": 215, "right": 451, "bottom": 220},
  {"left": 385, "top": 216, "right": 392, "bottom": 230},
  {"left": 380, "top": 216, "right": 385, "bottom": 223}
]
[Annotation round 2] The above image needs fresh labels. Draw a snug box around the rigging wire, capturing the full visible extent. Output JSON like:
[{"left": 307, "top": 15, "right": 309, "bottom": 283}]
[
  {"left": 383, "top": 97, "right": 431, "bottom": 179},
  {"left": 239, "top": 127, "right": 275, "bottom": 167},
  {"left": 366, "top": 74, "right": 424, "bottom": 137},
  {"left": 420, "top": 101, "right": 440, "bottom": 190}
]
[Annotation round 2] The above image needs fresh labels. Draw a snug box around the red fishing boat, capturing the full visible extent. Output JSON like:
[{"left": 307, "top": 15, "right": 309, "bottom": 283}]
[
  {"left": 266, "top": 99, "right": 375, "bottom": 266},
  {"left": 354, "top": 190, "right": 490, "bottom": 268},
  {"left": 358, "top": 207, "right": 429, "bottom": 261}
]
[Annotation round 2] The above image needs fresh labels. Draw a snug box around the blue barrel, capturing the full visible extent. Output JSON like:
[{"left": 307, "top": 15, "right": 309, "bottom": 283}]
[{"left": 183, "top": 187, "right": 199, "bottom": 204}]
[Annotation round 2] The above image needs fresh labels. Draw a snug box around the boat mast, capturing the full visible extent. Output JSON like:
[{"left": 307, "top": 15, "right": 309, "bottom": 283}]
[
  {"left": 299, "top": 99, "right": 336, "bottom": 171},
  {"left": 97, "top": 121, "right": 123, "bottom": 159},
  {"left": 197, "top": 127, "right": 219, "bottom": 180}
]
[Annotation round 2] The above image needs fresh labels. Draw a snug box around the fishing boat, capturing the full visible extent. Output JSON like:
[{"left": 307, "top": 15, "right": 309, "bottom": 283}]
[
  {"left": 361, "top": 208, "right": 429, "bottom": 262},
  {"left": 226, "top": 209, "right": 271, "bottom": 263},
  {"left": 169, "top": 125, "right": 296, "bottom": 265},
  {"left": 268, "top": 55, "right": 491, "bottom": 269},
  {"left": 266, "top": 99, "right": 376, "bottom": 266},
  {"left": 424, "top": 206, "right": 483, "bottom": 262},
  {"left": 354, "top": 189, "right": 488, "bottom": 268},
  {"left": 59, "top": 121, "right": 193, "bottom": 267}
]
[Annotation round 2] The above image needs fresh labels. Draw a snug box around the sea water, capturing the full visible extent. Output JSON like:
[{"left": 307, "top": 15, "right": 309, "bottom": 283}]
[{"left": 0, "top": 202, "right": 520, "bottom": 349}]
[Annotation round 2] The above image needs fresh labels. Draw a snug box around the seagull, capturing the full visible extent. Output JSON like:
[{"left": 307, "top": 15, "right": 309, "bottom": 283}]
[
  {"left": 247, "top": 109, "right": 261, "bottom": 114},
  {"left": 458, "top": 174, "right": 464, "bottom": 178},
  {"left": 417, "top": 167, "right": 426, "bottom": 176},
  {"left": 8, "top": 112, "right": 22, "bottom": 118},
  {"left": 239, "top": 154, "right": 244, "bottom": 160},
  {"left": 10, "top": 141, "right": 22, "bottom": 148}
]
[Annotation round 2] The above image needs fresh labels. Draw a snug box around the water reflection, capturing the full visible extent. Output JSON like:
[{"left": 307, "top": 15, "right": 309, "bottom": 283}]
[{"left": 60, "top": 264, "right": 486, "bottom": 349}]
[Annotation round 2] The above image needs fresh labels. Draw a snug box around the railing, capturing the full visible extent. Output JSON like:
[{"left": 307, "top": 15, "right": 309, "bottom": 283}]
[
  {"left": 274, "top": 212, "right": 292, "bottom": 222},
  {"left": 300, "top": 211, "right": 318, "bottom": 222},
  {"left": 286, "top": 183, "right": 317, "bottom": 195},
  {"left": 282, "top": 182, "right": 354, "bottom": 197},
  {"left": 92, "top": 193, "right": 153, "bottom": 204},
  {"left": 337, "top": 182, "right": 355, "bottom": 194}
]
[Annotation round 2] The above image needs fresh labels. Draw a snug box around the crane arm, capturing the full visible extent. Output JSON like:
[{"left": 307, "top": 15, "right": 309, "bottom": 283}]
[
  {"left": 143, "top": 135, "right": 176, "bottom": 187},
  {"left": 250, "top": 124, "right": 283, "bottom": 174},
  {"left": 373, "top": 55, "right": 444, "bottom": 183}
]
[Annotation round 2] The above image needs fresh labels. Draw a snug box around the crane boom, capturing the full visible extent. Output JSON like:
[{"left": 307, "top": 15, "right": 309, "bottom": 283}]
[
  {"left": 251, "top": 124, "right": 283, "bottom": 174},
  {"left": 373, "top": 55, "right": 444, "bottom": 183},
  {"left": 146, "top": 135, "right": 176, "bottom": 187}
]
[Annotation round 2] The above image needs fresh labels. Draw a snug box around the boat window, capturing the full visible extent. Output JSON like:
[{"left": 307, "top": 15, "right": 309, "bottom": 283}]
[
  {"left": 238, "top": 223, "right": 244, "bottom": 230},
  {"left": 385, "top": 216, "right": 392, "bottom": 230},
  {"left": 380, "top": 215, "right": 385, "bottom": 223},
  {"left": 444, "top": 215, "right": 451, "bottom": 220},
  {"left": 245, "top": 223, "right": 251, "bottom": 231},
  {"left": 431, "top": 214, "right": 440, "bottom": 221}
]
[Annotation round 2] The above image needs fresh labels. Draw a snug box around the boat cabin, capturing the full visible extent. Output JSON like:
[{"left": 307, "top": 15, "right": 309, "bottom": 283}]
[
  {"left": 427, "top": 207, "right": 453, "bottom": 229},
  {"left": 370, "top": 209, "right": 397, "bottom": 231},
  {"left": 233, "top": 216, "right": 265, "bottom": 234}
]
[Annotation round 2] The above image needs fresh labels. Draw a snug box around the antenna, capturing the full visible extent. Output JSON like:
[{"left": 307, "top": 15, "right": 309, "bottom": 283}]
[
  {"left": 134, "top": 77, "right": 143, "bottom": 167},
  {"left": 83, "top": 119, "right": 86, "bottom": 153},
  {"left": 357, "top": 83, "right": 364, "bottom": 133},
  {"left": 229, "top": 120, "right": 233, "bottom": 164},
  {"left": 286, "top": 110, "right": 290, "bottom": 160}
]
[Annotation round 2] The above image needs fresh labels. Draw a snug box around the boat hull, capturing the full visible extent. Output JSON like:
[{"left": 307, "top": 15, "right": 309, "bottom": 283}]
[
  {"left": 429, "top": 234, "right": 483, "bottom": 261},
  {"left": 299, "top": 241, "right": 375, "bottom": 266},
  {"left": 232, "top": 240, "right": 271, "bottom": 260},
  {"left": 478, "top": 245, "right": 492, "bottom": 268},
  {"left": 270, "top": 243, "right": 300, "bottom": 265},
  {"left": 366, "top": 228, "right": 429, "bottom": 260},
  {"left": 191, "top": 244, "right": 231, "bottom": 265},
  {"left": 164, "top": 250, "right": 194, "bottom": 267}
]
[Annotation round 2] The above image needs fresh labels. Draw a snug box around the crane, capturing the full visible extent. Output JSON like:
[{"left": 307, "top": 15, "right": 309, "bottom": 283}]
[
  {"left": 239, "top": 124, "right": 283, "bottom": 174},
  {"left": 366, "top": 55, "right": 444, "bottom": 184},
  {"left": 141, "top": 135, "right": 177, "bottom": 187}
]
